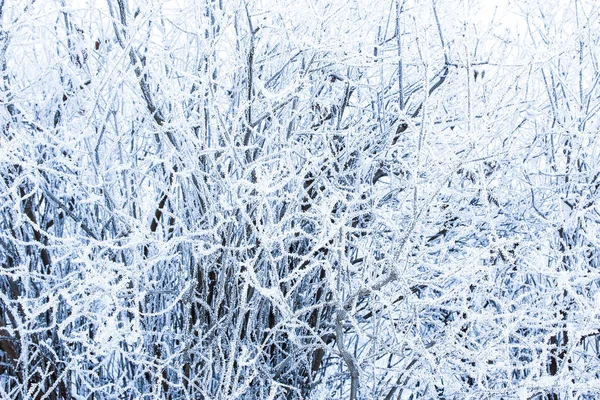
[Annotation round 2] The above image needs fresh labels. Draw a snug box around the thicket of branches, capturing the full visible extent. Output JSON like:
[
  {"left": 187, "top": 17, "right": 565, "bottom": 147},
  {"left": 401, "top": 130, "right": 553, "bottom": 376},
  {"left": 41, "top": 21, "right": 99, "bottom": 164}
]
[{"left": 1, "top": 0, "right": 600, "bottom": 398}]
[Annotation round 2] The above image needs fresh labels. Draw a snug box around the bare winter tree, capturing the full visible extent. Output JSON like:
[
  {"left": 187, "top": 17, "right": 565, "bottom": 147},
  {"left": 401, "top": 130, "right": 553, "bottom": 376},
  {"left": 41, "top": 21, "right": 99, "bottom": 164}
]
[{"left": 1, "top": 0, "right": 600, "bottom": 399}]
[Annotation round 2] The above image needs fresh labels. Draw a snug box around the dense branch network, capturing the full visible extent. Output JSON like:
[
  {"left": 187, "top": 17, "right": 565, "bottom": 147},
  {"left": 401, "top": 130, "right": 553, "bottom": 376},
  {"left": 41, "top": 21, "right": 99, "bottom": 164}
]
[{"left": 1, "top": 0, "right": 600, "bottom": 399}]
